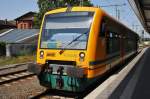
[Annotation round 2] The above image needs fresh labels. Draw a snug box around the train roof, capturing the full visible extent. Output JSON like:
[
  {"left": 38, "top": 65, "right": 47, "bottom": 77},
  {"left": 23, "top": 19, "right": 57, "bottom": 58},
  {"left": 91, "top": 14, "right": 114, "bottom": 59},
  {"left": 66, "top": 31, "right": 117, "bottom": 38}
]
[
  {"left": 101, "top": 8, "right": 139, "bottom": 37},
  {"left": 45, "top": 7, "right": 139, "bottom": 38}
]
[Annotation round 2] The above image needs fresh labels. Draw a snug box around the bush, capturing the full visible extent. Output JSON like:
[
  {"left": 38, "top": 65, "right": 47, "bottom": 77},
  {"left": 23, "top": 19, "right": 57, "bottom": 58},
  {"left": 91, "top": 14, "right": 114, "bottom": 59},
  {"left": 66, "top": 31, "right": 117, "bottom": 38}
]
[{"left": 0, "top": 42, "right": 6, "bottom": 56}]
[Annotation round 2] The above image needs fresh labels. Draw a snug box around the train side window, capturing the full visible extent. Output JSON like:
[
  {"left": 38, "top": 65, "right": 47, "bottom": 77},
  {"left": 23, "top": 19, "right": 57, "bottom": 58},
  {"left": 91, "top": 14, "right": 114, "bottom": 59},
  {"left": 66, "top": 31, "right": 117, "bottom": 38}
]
[
  {"left": 110, "top": 32, "right": 113, "bottom": 38},
  {"left": 106, "top": 31, "right": 120, "bottom": 55}
]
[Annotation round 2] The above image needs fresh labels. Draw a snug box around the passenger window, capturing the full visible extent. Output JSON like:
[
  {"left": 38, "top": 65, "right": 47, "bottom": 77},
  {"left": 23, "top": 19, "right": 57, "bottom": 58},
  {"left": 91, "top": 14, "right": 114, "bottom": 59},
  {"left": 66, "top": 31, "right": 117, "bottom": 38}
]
[
  {"left": 110, "top": 32, "right": 113, "bottom": 38},
  {"left": 106, "top": 32, "right": 120, "bottom": 55}
]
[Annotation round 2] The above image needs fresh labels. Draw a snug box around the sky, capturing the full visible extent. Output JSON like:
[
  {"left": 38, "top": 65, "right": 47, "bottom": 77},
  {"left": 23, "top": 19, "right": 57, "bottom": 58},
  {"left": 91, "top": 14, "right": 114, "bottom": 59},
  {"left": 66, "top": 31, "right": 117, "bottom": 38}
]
[
  {"left": 0, "top": 0, "right": 149, "bottom": 37},
  {"left": 91, "top": 0, "right": 150, "bottom": 38},
  {"left": 0, "top": 0, "right": 38, "bottom": 20}
]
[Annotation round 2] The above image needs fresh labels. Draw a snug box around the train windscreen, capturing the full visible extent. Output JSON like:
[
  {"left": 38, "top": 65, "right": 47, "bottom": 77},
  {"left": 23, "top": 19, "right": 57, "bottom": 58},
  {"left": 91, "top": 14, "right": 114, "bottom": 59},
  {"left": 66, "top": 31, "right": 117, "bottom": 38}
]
[{"left": 40, "top": 12, "right": 94, "bottom": 50}]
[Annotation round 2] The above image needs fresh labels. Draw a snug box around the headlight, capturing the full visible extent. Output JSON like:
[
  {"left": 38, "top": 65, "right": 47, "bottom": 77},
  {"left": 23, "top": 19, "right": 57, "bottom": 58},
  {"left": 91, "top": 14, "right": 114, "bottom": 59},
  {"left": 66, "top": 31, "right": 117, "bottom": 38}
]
[
  {"left": 40, "top": 51, "right": 44, "bottom": 59},
  {"left": 79, "top": 52, "right": 85, "bottom": 58}
]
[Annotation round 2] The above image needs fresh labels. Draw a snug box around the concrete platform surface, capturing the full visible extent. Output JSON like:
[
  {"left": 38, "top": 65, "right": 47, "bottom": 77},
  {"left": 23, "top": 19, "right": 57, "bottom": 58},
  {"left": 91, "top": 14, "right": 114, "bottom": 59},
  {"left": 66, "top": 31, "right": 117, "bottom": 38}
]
[{"left": 85, "top": 48, "right": 148, "bottom": 99}]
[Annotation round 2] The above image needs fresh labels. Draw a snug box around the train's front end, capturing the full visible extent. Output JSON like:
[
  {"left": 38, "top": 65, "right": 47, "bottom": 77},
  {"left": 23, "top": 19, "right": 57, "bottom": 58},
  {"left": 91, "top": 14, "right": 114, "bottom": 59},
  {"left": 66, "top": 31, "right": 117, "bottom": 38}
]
[{"left": 29, "top": 7, "right": 101, "bottom": 92}]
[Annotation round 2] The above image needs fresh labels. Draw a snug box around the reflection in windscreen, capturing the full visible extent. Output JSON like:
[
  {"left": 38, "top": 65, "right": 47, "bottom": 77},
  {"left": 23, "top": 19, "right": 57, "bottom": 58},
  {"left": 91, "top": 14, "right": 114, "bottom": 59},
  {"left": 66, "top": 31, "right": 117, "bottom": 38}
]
[{"left": 40, "top": 12, "right": 93, "bottom": 49}]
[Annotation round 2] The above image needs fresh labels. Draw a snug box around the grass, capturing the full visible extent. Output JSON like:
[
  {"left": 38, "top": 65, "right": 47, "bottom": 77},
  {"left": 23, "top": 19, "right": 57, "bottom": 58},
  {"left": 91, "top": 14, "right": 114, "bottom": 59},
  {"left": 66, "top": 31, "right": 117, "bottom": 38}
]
[{"left": 0, "top": 55, "right": 36, "bottom": 66}]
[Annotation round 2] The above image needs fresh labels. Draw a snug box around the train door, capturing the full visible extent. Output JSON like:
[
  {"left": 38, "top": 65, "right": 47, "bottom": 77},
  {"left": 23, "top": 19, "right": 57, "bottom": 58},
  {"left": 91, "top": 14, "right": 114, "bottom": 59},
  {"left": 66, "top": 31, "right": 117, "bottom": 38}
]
[
  {"left": 120, "top": 34, "right": 125, "bottom": 64},
  {"left": 99, "top": 18, "right": 107, "bottom": 60}
]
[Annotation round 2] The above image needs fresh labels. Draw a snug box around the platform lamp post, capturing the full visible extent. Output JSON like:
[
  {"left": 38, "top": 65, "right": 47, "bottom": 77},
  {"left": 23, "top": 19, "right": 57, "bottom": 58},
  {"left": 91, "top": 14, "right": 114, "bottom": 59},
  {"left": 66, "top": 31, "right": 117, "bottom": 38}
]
[
  {"left": 142, "top": 30, "right": 144, "bottom": 42},
  {"left": 6, "top": 43, "right": 11, "bottom": 57}
]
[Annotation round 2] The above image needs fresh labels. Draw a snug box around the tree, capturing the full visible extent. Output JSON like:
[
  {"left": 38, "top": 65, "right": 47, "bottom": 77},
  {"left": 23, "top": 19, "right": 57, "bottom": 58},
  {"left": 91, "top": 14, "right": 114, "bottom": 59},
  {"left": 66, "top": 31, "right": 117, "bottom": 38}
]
[{"left": 33, "top": 0, "right": 93, "bottom": 28}]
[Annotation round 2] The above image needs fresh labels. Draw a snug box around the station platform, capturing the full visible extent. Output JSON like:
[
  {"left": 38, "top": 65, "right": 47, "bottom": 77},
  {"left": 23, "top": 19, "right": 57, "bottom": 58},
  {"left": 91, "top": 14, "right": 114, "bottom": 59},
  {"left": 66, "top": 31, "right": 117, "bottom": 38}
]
[{"left": 85, "top": 47, "right": 150, "bottom": 99}]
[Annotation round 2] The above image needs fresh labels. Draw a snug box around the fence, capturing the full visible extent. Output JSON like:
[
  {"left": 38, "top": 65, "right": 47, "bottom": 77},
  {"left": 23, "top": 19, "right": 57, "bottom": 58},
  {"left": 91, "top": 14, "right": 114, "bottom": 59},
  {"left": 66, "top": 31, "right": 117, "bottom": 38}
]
[{"left": 6, "top": 43, "right": 37, "bottom": 57}]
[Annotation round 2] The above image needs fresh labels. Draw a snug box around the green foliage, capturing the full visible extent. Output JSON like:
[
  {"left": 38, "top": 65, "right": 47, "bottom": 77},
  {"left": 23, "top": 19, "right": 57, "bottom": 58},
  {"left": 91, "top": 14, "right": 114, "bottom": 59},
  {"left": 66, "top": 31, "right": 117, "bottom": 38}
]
[
  {"left": 82, "top": 1, "right": 93, "bottom": 6},
  {"left": 33, "top": 14, "right": 40, "bottom": 29},
  {"left": 34, "top": 0, "right": 93, "bottom": 28},
  {"left": 0, "top": 42, "right": 6, "bottom": 56}
]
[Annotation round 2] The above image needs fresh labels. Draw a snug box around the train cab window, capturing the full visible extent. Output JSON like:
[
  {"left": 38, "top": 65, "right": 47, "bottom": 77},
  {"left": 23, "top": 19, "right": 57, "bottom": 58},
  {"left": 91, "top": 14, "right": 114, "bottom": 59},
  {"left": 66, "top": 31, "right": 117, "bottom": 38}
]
[
  {"left": 100, "top": 18, "right": 107, "bottom": 37},
  {"left": 40, "top": 12, "right": 94, "bottom": 50}
]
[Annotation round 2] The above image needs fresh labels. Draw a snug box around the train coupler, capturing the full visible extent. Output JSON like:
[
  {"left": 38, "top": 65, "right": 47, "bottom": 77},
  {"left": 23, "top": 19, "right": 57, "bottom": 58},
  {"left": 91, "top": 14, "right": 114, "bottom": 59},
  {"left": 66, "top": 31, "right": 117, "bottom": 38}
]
[{"left": 56, "top": 66, "right": 64, "bottom": 89}]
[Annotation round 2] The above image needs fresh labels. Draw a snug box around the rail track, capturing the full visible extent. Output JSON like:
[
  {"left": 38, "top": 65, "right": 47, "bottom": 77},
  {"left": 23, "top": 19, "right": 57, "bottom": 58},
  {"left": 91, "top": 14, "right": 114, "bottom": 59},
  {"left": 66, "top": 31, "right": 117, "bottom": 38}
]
[
  {"left": 0, "top": 63, "right": 35, "bottom": 85},
  {"left": 0, "top": 70, "right": 35, "bottom": 85},
  {"left": 29, "top": 79, "right": 108, "bottom": 99},
  {"left": 29, "top": 89, "right": 80, "bottom": 99},
  {"left": 29, "top": 71, "right": 113, "bottom": 99},
  {"left": 0, "top": 62, "right": 31, "bottom": 71}
]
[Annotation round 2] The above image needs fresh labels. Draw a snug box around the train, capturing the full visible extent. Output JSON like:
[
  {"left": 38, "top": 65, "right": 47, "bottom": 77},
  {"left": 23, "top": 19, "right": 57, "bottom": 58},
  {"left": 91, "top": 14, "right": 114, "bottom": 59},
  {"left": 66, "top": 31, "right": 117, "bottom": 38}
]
[{"left": 28, "top": 7, "right": 139, "bottom": 92}]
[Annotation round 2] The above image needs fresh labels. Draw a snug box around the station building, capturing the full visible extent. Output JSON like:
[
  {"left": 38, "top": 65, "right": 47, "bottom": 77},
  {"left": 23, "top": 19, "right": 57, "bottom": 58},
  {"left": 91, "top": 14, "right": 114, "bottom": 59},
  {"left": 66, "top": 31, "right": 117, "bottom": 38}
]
[
  {"left": 0, "top": 12, "right": 39, "bottom": 57},
  {"left": 15, "top": 12, "right": 36, "bottom": 29}
]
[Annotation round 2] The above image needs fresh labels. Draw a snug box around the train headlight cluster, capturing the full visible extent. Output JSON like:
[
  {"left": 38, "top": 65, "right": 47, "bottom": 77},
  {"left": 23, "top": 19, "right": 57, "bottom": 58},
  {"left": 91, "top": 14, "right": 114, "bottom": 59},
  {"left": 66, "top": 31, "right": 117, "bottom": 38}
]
[
  {"left": 40, "top": 51, "right": 44, "bottom": 59},
  {"left": 79, "top": 52, "right": 85, "bottom": 62}
]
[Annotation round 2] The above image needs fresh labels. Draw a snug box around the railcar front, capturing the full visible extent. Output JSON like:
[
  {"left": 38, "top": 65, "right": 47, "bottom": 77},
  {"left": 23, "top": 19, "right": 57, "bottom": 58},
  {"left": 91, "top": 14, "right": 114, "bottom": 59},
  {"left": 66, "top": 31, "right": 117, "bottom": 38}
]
[
  {"left": 28, "top": 7, "right": 104, "bottom": 92},
  {"left": 28, "top": 7, "right": 139, "bottom": 92}
]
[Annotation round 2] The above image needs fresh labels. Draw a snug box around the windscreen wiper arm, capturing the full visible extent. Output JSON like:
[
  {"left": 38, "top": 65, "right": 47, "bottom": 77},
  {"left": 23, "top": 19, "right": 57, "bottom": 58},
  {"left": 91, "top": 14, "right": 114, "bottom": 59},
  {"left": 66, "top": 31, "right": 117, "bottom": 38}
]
[{"left": 59, "top": 30, "right": 89, "bottom": 54}]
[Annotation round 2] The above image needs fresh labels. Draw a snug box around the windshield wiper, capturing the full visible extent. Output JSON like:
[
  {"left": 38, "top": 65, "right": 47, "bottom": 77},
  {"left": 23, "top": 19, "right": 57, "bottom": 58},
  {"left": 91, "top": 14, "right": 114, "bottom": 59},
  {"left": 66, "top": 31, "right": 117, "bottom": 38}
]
[{"left": 59, "top": 30, "right": 89, "bottom": 54}]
